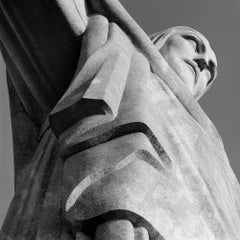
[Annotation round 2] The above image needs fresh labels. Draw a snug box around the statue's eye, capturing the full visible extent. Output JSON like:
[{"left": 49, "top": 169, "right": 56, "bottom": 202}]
[{"left": 182, "top": 35, "right": 201, "bottom": 53}]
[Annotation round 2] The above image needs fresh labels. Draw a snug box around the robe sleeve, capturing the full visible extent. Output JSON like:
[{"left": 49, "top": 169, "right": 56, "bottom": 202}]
[{"left": 49, "top": 15, "right": 133, "bottom": 137}]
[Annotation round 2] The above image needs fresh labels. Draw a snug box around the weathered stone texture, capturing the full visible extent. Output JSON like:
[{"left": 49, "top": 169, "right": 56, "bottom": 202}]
[{"left": 0, "top": 0, "right": 240, "bottom": 239}]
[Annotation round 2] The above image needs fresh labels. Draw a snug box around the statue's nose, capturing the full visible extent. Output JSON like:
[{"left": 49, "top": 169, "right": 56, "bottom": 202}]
[
  {"left": 194, "top": 58, "right": 208, "bottom": 72},
  {"left": 194, "top": 58, "right": 217, "bottom": 85}
]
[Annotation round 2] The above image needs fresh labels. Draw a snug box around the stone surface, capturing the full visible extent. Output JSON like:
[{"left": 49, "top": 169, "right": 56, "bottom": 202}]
[
  {"left": 134, "top": 227, "right": 149, "bottom": 240},
  {"left": 0, "top": 0, "right": 240, "bottom": 240},
  {"left": 94, "top": 220, "right": 134, "bottom": 240}
]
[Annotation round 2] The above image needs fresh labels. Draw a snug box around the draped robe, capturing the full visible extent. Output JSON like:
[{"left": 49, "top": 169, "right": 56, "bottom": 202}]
[{"left": 0, "top": 0, "right": 240, "bottom": 239}]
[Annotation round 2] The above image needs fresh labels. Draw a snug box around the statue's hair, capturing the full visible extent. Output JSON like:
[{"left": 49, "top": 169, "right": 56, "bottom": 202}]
[{"left": 150, "top": 26, "right": 207, "bottom": 50}]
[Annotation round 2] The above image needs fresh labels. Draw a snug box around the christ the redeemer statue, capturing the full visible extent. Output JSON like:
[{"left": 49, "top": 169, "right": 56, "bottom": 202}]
[{"left": 0, "top": 0, "right": 240, "bottom": 239}]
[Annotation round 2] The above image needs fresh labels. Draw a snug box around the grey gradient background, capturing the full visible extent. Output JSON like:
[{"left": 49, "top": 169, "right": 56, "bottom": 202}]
[{"left": 0, "top": 0, "right": 239, "bottom": 227}]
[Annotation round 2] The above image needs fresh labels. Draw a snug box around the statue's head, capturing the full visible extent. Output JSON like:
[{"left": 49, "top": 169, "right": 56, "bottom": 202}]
[{"left": 151, "top": 26, "right": 217, "bottom": 100}]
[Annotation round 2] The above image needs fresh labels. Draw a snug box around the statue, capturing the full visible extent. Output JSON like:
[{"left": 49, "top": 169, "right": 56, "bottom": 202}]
[{"left": 0, "top": 0, "right": 240, "bottom": 239}]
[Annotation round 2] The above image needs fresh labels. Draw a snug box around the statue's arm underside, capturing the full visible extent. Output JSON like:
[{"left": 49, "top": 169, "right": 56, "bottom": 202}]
[
  {"left": 0, "top": 0, "right": 90, "bottom": 190},
  {"left": 0, "top": 0, "right": 89, "bottom": 125}
]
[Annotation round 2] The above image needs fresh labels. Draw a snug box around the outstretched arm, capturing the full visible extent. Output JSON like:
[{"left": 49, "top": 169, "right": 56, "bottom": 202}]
[
  {"left": 88, "top": 0, "right": 154, "bottom": 54},
  {"left": 88, "top": 0, "right": 168, "bottom": 76}
]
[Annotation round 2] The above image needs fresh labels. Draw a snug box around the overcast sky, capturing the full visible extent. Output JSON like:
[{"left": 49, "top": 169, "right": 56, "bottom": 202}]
[{"left": 0, "top": 0, "right": 240, "bottom": 228}]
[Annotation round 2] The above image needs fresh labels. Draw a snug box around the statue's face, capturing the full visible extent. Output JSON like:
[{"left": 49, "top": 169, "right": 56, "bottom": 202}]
[{"left": 157, "top": 28, "right": 217, "bottom": 99}]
